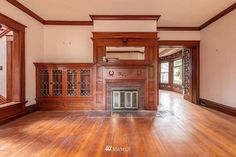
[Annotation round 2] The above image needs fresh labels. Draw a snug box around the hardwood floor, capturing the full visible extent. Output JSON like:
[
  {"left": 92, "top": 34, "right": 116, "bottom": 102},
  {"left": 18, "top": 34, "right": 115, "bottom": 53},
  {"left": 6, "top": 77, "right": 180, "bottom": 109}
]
[{"left": 0, "top": 90, "right": 236, "bottom": 157}]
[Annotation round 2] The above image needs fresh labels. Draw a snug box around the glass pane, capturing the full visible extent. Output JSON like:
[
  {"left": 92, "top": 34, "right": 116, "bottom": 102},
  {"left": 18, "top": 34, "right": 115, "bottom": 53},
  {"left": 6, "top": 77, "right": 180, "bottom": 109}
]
[
  {"left": 120, "top": 92, "right": 125, "bottom": 108},
  {"left": 125, "top": 92, "right": 132, "bottom": 108},
  {"left": 132, "top": 92, "right": 138, "bottom": 108},
  {"left": 173, "top": 59, "right": 183, "bottom": 85},
  {"left": 161, "top": 62, "right": 169, "bottom": 73},
  {"left": 40, "top": 70, "right": 49, "bottom": 96},
  {"left": 160, "top": 62, "right": 169, "bottom": 83},
  {"left": 52, "top": 70, "right": 62, "bottom": 96},
  {"left": 67, "top": 70, "right": 77, "bottom": 96},
  {"left": 113, "top": 92, "right": 119, "bottom": 108},
  {"left": 80, "top": 69, "right": 90, "bottom": 96}
]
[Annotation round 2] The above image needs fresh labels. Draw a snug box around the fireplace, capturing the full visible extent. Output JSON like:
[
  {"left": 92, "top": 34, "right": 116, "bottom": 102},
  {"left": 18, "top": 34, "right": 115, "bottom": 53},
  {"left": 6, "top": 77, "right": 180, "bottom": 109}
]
[
  {"left": 112, "top": 89, "right": 139, "bottom": 110},
  {"left": 106, "top": 82, "right": 145, "bottom": 110}
]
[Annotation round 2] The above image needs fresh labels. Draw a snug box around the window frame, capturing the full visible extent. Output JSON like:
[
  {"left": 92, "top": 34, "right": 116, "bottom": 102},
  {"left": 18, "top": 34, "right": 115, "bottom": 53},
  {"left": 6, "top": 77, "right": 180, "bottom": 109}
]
[
  {"left": 172, "top": 58, "right": 183, "bottom": 85},
  {"left": 160, "top": 61, "right": 170, "bottom": 84}
]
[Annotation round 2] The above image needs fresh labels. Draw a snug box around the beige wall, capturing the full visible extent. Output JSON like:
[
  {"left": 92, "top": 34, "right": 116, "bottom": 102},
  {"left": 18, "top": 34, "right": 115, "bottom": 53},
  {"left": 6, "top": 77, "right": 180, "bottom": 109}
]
[
  {"left": 158, "top": 31, "right": 200, "bottom": 40},
  {"left": 0, "top": 0, "right": 44, "bottom": 106},
  {"left": 94, "top": 20, "right": 157, "bottom": 32},
  {"left": 43, "top": 26, "right": 93, "bottom": 63},
  {"left": 200, "top": 10, "right": 236, "bottom": 108}
]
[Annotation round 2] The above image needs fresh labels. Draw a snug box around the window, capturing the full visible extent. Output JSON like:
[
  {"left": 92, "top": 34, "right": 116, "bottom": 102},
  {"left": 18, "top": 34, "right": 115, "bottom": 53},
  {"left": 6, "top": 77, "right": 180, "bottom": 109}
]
[
  {"left": 173, "top": 59, "right": 182, "bottom": 85},
  {"left": 160, "top": 62, "right": 169, "bottom": 83}
]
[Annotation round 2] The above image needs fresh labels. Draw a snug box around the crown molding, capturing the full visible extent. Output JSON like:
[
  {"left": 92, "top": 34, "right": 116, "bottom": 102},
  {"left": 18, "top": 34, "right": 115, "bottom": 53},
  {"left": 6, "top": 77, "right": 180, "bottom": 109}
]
[
  {"left": 200, "top": 2, "right": 236, "bottom": 30},
  {"left": 90, "top": 15, "right": 161, "bottom": 21},
  {"left": 6, "top": 0, "right": 236, "bottom": 29},
  {"left": 157, "top": 27, "right": 200, "bottom": 31},
  {"left": 44, "top": 20, "right": 93, "bottom": 26},
  {"left": 6, "top": 0, "right": 45, "bottom": 24}
]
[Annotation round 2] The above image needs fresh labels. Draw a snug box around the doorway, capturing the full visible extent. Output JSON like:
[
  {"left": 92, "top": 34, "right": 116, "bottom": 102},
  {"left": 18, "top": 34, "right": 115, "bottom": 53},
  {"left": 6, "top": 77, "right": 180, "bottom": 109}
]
[
  {"left": 0, "top": 13, "right": 26, "bottom": 104},
  {"left": 158, "top": 41, "right": 200, "bottom": 104}
]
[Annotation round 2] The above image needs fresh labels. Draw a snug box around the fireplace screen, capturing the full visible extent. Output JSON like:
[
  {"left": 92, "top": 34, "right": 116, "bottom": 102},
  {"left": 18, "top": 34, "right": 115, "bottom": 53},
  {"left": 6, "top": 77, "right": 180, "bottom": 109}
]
[{"left": 112, "top": 90, "right": 138, "bottom": 110}]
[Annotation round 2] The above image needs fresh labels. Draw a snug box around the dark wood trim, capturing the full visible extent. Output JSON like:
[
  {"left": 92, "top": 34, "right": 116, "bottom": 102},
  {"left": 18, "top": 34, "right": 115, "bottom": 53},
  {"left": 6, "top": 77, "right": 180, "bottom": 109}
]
[
  {"left": 0, "top": 13, "right": 26, "bottom": 103},
  {"left": 0, "top": 28, "right": 11, "bottom": 38},
  {"left": 0, "top": 101, "right": 27, "bottom": 125},
  {"left": 200, "top": 98, "right": 236, "bottom": 117},
  {"left": 44, "top": 20, "right": 93, "bottom": 26},
  {"left": 200, "top": 2, "right": 236, "bottom": 30},
  {"left": 107, "top": 51, "right": 144, "bottom": 54},
  {"left": 158, "top": 40, "right": 200, "bottom": 47},
  {"left": 90, "top": 15, "right": 161, "bottom": 21},
  {"left": 25, "top": 104, "right": 37, "bottom": 114},
  {"left": 0, "top": 13, "right": 26, "bottom": 31},
  {"left": 92, "top": 32, "right": 158, "bottom": 39},
  {"left": 157, "top": 27, "right": 200, "bottom": 31},
  {"left": 6, "top": 35, "right": 13, "bottom": 102},
  {"left": 6, "top": 0, "right": 45, "bottom": 24}
]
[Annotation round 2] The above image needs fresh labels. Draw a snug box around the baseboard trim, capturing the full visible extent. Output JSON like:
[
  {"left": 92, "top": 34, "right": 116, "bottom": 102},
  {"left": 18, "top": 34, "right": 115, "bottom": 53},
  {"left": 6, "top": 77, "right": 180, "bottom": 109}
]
[
  {"left": 25, "top": 104, "right": 37, "bottom": 114},
  {"left": 199, "top": 98, "right": 236, "bottom": 117}
]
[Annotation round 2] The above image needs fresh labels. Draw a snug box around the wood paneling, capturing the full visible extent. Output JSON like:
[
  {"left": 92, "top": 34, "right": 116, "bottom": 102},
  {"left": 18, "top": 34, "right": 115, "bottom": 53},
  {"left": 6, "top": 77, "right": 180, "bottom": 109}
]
[
  {"left": 0, "top": 101, "right": 26, "bottom": 124},
  {"left": 93, "top": 32, "right": 158, "bottom": 111},
  {"left": 34, "top": 63, "right": 94, "bottom": 110},
  {"left": 6, "top": 35, "right": 13, "bottom": 102}
]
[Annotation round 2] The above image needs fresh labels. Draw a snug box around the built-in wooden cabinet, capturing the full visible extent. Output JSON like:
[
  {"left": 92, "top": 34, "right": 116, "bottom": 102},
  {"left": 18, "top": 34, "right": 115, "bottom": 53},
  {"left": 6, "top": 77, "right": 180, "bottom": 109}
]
[{"left": 34, "top": 63, "right": 94, "bottom": 110}]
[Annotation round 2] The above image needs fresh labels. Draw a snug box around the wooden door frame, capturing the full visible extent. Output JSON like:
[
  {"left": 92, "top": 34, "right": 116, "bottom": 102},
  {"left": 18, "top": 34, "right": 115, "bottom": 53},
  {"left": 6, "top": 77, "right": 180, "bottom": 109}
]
[
  {"left": 0, "top": 13, "right": 26, "bottom": 103},
  {"left": 158, "top": 40, "right": 200, "bottom": 104}
]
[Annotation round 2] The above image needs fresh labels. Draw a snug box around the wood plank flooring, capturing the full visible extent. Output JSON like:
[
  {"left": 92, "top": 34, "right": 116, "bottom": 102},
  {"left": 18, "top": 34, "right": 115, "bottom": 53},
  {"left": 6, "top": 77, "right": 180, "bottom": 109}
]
[{"left": 0, "top": 90, "right": 236, "bottom": 157}]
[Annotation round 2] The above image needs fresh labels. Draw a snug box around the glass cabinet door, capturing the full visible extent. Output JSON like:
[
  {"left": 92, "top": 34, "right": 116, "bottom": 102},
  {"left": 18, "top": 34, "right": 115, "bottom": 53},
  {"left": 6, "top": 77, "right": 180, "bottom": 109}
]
[
  {"left": 67, "top": 70, "right": 78, "bottom": 96},
  {"left": 39, "top": 70, "right": 49, "bottom": 96},
  {"left": 80, "top": 69, "right": 91, "bottom": 97},
  {"left": 52, "top": 70, "right": 63, "bottom": 96}
]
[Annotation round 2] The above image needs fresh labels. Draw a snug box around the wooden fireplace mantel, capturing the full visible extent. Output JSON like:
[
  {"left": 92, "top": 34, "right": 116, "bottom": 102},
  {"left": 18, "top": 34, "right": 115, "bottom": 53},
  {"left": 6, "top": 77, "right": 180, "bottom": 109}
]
[{"left": 93, "top": 32, "right": 159, "bottom": 111}]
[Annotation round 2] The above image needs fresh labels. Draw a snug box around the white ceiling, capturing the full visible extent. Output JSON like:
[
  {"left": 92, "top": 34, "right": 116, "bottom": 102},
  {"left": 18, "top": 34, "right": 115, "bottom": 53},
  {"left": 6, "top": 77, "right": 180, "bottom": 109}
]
[{"left": 18, "top": 0, "right": 236, "bottom": 26}]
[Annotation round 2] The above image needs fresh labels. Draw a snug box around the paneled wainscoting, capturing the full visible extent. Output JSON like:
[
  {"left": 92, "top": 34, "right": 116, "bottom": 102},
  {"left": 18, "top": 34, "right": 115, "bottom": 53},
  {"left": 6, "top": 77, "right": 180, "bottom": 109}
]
[{"left": 0, "top": 90, "right": 236, "bottom": 157}]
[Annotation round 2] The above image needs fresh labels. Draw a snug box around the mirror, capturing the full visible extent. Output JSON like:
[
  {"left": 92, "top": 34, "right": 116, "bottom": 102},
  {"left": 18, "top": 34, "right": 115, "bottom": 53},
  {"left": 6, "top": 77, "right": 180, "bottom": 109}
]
[{"left": 105, "top": 47, "right": 145, "bottom": 62}]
